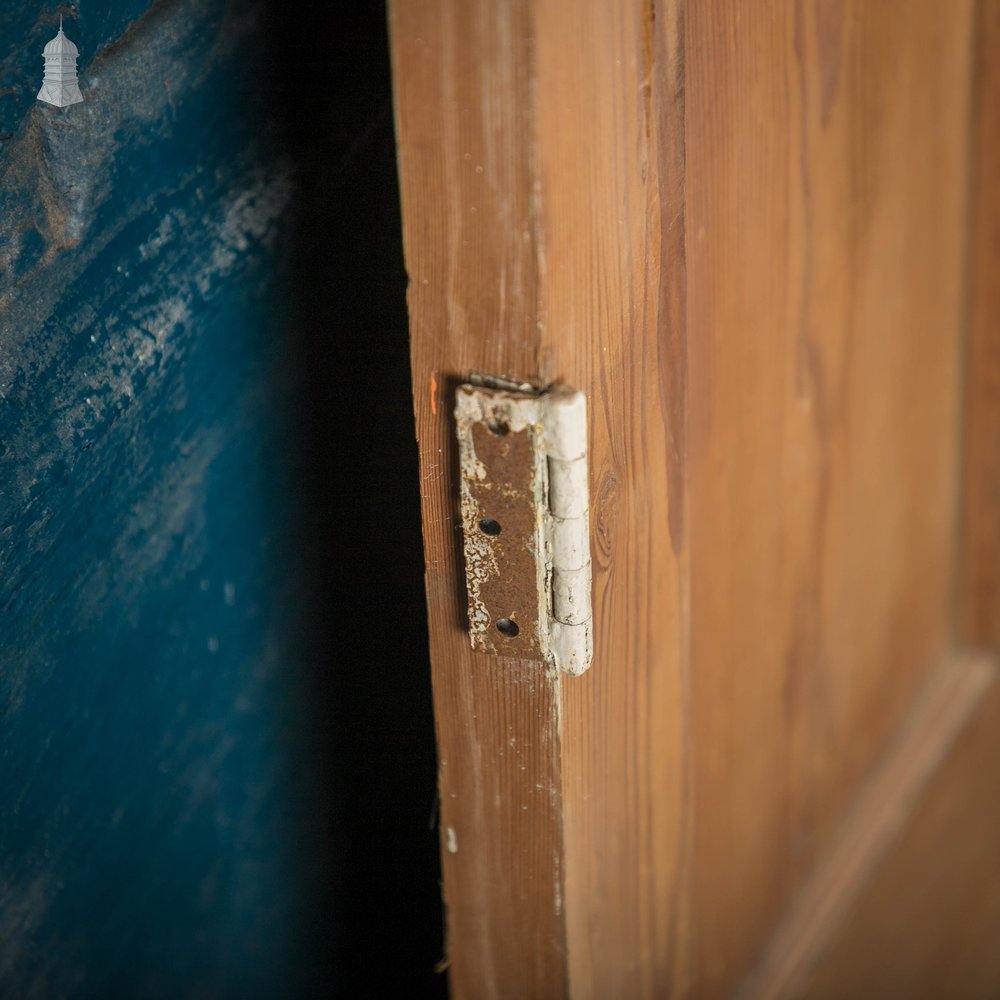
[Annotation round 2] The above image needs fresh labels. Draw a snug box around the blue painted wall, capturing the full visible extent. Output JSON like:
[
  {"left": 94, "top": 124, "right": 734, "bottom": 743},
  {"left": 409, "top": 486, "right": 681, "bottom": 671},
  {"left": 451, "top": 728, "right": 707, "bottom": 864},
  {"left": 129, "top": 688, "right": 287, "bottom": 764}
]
[{"left": 0, "top": 2, "right": 442, "bottom": 996}]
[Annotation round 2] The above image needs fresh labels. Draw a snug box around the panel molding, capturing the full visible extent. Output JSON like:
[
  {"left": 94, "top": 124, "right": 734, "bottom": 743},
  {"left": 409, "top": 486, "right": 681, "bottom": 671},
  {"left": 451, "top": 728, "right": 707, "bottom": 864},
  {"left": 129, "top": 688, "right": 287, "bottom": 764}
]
[{"left": 738, "top": 650, "right": 996, "bottom": 1000}]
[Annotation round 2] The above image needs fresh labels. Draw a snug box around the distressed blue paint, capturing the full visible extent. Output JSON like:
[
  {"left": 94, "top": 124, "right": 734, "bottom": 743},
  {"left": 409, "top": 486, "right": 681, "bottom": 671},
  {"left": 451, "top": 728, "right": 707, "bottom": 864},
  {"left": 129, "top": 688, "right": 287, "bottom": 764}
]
[
  {"left": 0, "top": 1, "right": 331, "bottom": 995},
  {"left": 0, "top": 3, "right": 160, "bottom": 136}
]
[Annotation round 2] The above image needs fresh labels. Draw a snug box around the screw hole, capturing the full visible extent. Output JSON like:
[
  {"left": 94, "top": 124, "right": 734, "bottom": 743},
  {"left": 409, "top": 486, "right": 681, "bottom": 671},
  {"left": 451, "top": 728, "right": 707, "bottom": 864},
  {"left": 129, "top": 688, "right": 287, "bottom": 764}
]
[
  {"left": 496, "top": 618, "right": 519, "bottom": 637},
  {"left": 486, "top": 417, "right": 509, "bottom": 436},
  {"left": 479, "top": 518, "right": 501, "bottom": 536}
]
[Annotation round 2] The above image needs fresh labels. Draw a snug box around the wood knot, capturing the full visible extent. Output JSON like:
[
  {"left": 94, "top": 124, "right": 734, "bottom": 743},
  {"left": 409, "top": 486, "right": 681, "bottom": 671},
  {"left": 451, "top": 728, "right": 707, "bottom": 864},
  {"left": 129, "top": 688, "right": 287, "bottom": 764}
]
[{"left": 593, "top": 464, "right": 621, "bottom": 571}]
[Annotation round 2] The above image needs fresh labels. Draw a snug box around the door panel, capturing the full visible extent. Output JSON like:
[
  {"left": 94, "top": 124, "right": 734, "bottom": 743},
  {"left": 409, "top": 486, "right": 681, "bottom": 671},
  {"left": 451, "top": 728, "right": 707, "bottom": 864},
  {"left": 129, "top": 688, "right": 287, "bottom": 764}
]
[{"left": 389, "top": 1, "right": 995, "bottom": 996}]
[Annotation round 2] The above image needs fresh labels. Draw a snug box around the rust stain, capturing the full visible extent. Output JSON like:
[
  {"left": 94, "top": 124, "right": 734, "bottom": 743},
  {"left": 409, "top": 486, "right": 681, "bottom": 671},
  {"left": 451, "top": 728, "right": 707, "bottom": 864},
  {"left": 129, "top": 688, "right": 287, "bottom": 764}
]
[
  {"left": 461, "top": 421, "right": 543, "bottom": 658},
  {"left": 455, "top": 387, "right": 546, "bottom": 660},
  {"left": 430, "top": 371, "right": 438, "bottom": 416}
]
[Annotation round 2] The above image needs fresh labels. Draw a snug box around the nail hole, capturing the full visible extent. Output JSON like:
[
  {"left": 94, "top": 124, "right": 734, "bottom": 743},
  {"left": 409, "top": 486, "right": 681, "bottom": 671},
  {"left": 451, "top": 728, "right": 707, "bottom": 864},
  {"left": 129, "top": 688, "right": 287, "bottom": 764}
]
[
  {"left": 479, "top": 518, "right": 501, "bottom": 536},
  {"left": 486, "top": 418, "right": 509, "bottom": 436},
  {"left": 496, "top": 618, "right": 519, "bottom": 637}
]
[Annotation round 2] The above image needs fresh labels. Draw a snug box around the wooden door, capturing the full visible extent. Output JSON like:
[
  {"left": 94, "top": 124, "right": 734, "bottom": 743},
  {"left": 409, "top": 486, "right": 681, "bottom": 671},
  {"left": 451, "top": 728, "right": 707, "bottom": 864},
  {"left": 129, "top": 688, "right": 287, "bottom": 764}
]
[{"left": 388, "top": 2, "right": 1000, "bottom": 996}]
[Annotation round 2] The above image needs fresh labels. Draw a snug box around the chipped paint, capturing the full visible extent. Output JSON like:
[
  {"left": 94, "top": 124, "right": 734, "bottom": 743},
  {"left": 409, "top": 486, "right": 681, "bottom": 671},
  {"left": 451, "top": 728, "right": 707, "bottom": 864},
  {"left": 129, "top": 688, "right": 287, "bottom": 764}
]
[
  {"left": 459, "top": 484, "right": 501, "bottom": 632},
  {"left": 0, "top": 0, "right": 305, "bottom": 993},
  {"left": 455, "top": 386, "right": 548, "bottom": 659},
  {"left": 455, "top": 382, "right": 593, "bottom": 674}
]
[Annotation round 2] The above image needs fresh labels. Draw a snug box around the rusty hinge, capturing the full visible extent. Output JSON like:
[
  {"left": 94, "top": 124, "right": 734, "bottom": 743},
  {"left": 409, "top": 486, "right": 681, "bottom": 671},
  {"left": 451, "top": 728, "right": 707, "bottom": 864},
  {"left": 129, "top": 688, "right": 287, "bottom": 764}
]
[{"left": 455, "top": 373, "right": 593, "bottom": 676}]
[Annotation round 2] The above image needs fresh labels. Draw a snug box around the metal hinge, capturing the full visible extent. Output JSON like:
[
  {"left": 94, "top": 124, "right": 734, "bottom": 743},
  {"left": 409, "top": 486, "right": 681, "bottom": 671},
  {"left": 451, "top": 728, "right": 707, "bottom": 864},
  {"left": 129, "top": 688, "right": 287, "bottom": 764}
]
[{"left": 455, "top": 373, "right": 593, "bottom": 676}]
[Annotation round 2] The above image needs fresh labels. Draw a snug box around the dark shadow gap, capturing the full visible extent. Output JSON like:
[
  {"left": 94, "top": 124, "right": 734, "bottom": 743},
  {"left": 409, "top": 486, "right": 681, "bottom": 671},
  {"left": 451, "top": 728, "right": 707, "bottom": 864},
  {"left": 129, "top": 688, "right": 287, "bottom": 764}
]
[{"left": 258, "top": 3, "right": 446, "bottom": 996}]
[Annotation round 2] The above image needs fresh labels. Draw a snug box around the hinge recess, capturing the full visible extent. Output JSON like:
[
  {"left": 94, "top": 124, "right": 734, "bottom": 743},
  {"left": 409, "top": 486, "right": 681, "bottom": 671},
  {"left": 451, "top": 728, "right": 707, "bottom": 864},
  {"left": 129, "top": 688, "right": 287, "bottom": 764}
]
[{"left": 455, "top": 374, "right": 593, "bottom": 676}]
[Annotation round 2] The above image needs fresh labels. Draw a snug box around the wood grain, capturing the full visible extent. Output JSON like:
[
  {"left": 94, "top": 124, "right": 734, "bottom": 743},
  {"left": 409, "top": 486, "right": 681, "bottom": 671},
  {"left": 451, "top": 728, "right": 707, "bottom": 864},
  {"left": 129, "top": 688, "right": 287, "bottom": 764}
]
[
  {"left": 534, "top": 1, "right": 692, "bottom": 996},
  {"left": 958, "top": 0, "right": 1000, "bottom": 648},
  {"left": 802, "top": 667, "right": 1000, "bottom": 998},
  {"left": 391, "top": 1, "right": 977, "bottom": 995},
  {"left": 389, "top": 4, "right": 567, "bottom": 997},
  {"left": 543, "top": 1, "right": 974, "bottom": 994},
  {"left": 684, "top": 3, "right": 973, "bottom": 993},
  {"left": 738, "top": 650, "right": 995, "bottom": 1000}
]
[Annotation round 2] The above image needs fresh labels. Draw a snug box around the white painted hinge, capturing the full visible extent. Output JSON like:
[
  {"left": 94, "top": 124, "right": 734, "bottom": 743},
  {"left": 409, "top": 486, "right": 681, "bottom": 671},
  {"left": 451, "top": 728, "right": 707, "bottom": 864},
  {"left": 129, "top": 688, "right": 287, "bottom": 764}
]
[{"left": 455, "top": 374, "right": 593, "bottom": 676}]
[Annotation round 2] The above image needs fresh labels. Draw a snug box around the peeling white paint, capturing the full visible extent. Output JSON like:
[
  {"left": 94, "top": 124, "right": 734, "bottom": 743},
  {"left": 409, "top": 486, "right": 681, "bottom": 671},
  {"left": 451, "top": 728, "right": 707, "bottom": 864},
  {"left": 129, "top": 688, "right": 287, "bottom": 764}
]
[{"left": 455, "top": 383, "right": 593, "bottom": 675}]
